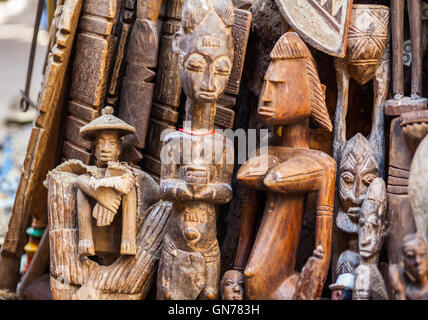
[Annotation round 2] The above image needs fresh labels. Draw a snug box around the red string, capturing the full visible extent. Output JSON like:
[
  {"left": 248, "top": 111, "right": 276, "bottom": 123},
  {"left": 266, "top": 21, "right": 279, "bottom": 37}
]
[{"left": 179, "top": 128, "right": 216, "bottom": 136}]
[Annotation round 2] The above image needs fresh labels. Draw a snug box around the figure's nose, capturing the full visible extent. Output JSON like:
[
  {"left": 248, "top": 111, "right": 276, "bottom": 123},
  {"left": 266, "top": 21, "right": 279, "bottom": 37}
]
[
  {"left": 201, "top": 69, "right": 216, "bottom": 92},
  {"left": 233, "top": 285, "right": 241, "bottom": 292},
  {"left": 261, "top": 81, "right": 273, "bottom": 102},
  {"left": 350, "top": 179, "right": 364, "bottom": 206}
]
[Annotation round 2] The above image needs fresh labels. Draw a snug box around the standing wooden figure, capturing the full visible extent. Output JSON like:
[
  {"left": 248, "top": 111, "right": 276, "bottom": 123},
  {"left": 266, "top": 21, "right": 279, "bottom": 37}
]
[
  {"left": 353, "top": 178, "right": 389, "bottom": 300},
  {"left": 156, "top": 0, "right": 235, "bottom": 300},
  {"left": 389, "top": 233, "right": 428, "bottom": 300},
  {"left": 237, "top": 32, "right": 336, "bottom": 300}
]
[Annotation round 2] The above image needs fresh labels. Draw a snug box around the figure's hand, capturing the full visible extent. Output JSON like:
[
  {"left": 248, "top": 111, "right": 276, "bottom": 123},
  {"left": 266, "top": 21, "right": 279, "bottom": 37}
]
[
  {"left": 294, "top": 245, "right": 326, "bottom": 300},
  {"left": 194, "top": 183, "right": 232, "bottom": 204},
  {"left": 183, "top": 166, "right": 209, "bottom": 185},
  {"left": 92, "top": 187, "right": 122, "bottom": 213}
]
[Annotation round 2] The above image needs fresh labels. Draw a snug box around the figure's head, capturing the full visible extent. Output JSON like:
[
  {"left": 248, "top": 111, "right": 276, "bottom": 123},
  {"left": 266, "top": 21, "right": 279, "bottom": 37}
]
[
  {"left": 358, "top": 178, "right": 387, "bottom": 259},
  {"left": 403, "top": 233, "right": 428, "bottom": 282},
  {"left": 258, "top": 32, "right": 332, "bottom": 131},
  {"left": 173, "top": 0, "right": 234, "bottom": 104},
  {"left": 80, "top": 107, "right": 135, "bottom": 167},
  {"left": 337, "top": 133, "right": 378, "bottom": 233},
  {"left": 220, "top": 270, "right": 245, "bottom": 300}
]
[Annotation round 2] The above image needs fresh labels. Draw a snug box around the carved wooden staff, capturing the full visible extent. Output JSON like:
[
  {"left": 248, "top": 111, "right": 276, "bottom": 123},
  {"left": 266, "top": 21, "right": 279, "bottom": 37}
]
[
  {"left": 0, "top": 0, "right": 82, "bottom": 292},
  {"left": 62, "top": 0, "right": 121, "bottom": 164},
  {"left": 117, "top": 0, "right": 163, "bottom": 164},
  {"left": 142, "top": 0, "right": 185, "bottom": 179},
  {"left": 384, "top": 0, "right": 428, "bottom": 266}
]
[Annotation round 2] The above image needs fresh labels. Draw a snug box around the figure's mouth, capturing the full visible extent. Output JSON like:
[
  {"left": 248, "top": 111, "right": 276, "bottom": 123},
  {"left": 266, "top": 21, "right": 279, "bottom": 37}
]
[
  {"left": 346, "top": 207, "right": 360, "bottom": 219},
  {"left": 197, "top": 92, "right": 217, "bottom": 101},
  {"left": 258, "top": 105, "right": 274, "bottom": 117}
]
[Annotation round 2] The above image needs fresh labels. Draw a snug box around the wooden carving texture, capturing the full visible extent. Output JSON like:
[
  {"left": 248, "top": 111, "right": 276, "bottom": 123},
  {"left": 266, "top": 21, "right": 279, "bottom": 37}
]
[
  {"left": 117, "top": 0, "right": 163, "bottom": 164},
  {"left": 332, "top": 4, "right": 389, "bottom": 282},
  {"left": 352, "top": 178, "right": 389, "bottom": 300},
  {"left": 384, "top": 0, "right": 428, "bottom": 266},
  {"left": 142, "top": 0, "right": 251, "bottom": 179},
  {"left": 156, "top": 0, "right": 236, "bottom": 300},
  {"left": 142, "top": 0, "right": 185, "bottom": 179},
  {"left": 62, "top": 0, "right": 121, "bottom": 164},
  {"left": 0, "top": 0, "right": 83, "bottom": 292},
  {"left": 236, "top": 32, "right": 336, "bottom": 300}
]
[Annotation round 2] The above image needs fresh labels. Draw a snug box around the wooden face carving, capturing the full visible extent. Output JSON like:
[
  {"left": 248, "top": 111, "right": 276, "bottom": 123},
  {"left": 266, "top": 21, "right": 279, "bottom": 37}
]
[
  {"left": 220, "top": 270, "right": 245, "bottom": 300},
  {"left": 94, "top": 130, "right": 121, "bottom": 167},
  {"left": 403, "top": 235, "right": 428, "bottom": 282},
  {"left": 258, "top": 59, "right": 311, "bottom": 125},
  {"left": 337, "top": 134, "right": 378, "bottom": 233},
  {"left": 358, "top": 178, "right": 387, "bottom": 259},
  {"left": 174, "top": 8, "right": 233, "bottom": 104}
]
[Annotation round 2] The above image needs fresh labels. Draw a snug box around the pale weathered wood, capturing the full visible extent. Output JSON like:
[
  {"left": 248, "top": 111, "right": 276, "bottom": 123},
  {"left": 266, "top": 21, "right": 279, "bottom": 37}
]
[
  {"left": 0, "top": 0, "right": 83, "bottom": 292},
  {"left": 156, "top": 0, "right": 236, "bottom": 300},
  {"left": 275, "top": 0, "right": 354, "bottom": 57},
  {"left": 352, "top": 178, "right": 389, "bottom": 300}
]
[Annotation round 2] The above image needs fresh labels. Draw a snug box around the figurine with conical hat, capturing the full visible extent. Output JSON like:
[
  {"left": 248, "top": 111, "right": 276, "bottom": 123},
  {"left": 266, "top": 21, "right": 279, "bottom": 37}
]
[
  {"left": 156, "top": 0, "right": 235, "bottom": 300},
  {"left": 236, "top": 32, "right": 336, "bottom": 300},
  {"left": 76, "top": 106, "right": 139, "bottom": 257}
]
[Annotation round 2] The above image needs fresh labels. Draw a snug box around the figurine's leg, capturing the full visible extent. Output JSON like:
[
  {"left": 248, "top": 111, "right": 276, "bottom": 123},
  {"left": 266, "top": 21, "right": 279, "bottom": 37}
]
[
  {"left": 199, "top": 246, "right": 220, "bottom": 300},
  {"left": 390, "top": 0, "right": 405, "bottom": 99},
  {"left": 408, "top": 0, "right": 423, "bottom": 98},
  {"left": 77, "top": 189, "right": 95, "bottom": 256},
  {"left": 333, "top": 58, "right": 350, "bottom": 164},
  {"left": 121, "top": 187, "right": 137, "bottom": 255},
  {"left": 370, "top": 47, "right": 390, "bottom": 177}
]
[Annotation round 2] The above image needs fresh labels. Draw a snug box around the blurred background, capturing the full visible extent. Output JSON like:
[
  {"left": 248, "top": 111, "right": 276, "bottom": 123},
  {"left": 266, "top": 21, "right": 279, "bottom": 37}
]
[{"left": 0, "top": 0, "right": 48, "bottom": 248}]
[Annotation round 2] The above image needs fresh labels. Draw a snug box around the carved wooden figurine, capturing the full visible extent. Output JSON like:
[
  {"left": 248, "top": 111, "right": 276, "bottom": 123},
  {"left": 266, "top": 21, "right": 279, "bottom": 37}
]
[
  {"left": 389, "top": 233, "right": 428, "bottom": 300},
  {"left": 46, "top": 107, "right": 171, "bottom": 300},
  {"left": 353, "top": 178, "right": 389, "bottom": 300},
  {"left": 331, "top": 133, "right": 379, "bottom": 290},
  {"left": 237, "top": 32, "right": 336, "bottom": 300},
  {"left": 156, "top": 0, "right": 235, "bottom": 300},
  {"left": 0, "top": 0, "right": 83, "bottom": 292},
  {"left": 220, "top": 270, "right": 245, "bottom": 300}
]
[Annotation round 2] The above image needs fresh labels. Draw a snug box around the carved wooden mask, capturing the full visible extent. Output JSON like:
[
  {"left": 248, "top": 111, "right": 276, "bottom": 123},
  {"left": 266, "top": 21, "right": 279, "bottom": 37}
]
[
  {"left": 172, "top": 0, "right": 234, "bottom": 105},
  {"left": 337, "top": 133, "right": 378, "bottom": 233},
  {"left": 402, "top": 234, "right": 428, "bottom": 283}
]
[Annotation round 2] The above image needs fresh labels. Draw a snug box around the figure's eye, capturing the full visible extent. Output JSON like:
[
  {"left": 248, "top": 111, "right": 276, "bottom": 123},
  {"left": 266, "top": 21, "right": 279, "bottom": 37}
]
[
  {"left": 368, "top": 216, "right": 379, "bottom": 227},
  {"left": 362, "top": 173, "right": 376, "bottom": 186},
  {"left": 215, "top": 58, "right": 231, "bottom": 75},
  {"left": 341, "top": 172, "right": 354, "bottom": 183},
  {"left": 185, "top": 54, "right": 205, "bottom": 72},
  {"left": 405, "top": 250, "right": 415, "bottom": 257}
]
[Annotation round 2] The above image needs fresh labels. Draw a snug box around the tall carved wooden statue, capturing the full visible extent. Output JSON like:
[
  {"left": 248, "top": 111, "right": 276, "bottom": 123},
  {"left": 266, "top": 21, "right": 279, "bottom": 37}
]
[
  {"left": 385, "top": 0, "right": 428, "bottom": 266},
  {"left": 237, "top": 32, "right": 336, "bottom": 300},
  {"left": 46, "top": 107, "right": 171, "bottom": 300},
  {"left": 156, "top": 0, "right": 235, "bottom": 300}
]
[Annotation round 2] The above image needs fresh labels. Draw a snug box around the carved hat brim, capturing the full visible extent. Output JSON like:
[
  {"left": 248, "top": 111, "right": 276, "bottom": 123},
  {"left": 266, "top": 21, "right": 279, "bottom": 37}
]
[{"left": 80, "top": 114, "right": 136, "bottom": 141}]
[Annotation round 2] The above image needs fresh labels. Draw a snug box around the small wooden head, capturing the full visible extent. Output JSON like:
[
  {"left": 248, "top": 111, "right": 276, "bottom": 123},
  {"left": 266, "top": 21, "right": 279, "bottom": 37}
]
[
  {"left": 358, "top": 177, "right": 387, "bottom": 260},
  {"left": 173, "top": 0, "right": 235, "bottom": 105},
  {"left": 402, "top": 233, "right": 428, "bottom": 283},
  {"left": 220, "top": 270, "right": 245, "bottom": 300},
  {"left": 80, "top": 106, "right": 135, "bottom": 167},
  {"left": 258, "top": 32, "right": 332, "bottom": 131},
  {"left": 337, "top": 133, "right": 378, "bottom": 233}
]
